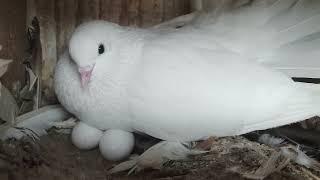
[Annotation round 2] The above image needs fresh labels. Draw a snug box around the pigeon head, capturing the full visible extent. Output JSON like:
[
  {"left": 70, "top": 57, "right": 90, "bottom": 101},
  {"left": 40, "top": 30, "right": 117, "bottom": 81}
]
[{"left": 69, "top": 21, "right": 123, "bottom": 87}]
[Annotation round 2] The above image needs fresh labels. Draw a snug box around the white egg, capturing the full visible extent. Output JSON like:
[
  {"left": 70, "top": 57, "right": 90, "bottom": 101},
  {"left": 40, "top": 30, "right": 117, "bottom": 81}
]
[
  {"left": 71, "top": 122, "right": 103, "bottom": 150},
  {"left": 99, "top": 129, "right": 135, "bottom": 161}
]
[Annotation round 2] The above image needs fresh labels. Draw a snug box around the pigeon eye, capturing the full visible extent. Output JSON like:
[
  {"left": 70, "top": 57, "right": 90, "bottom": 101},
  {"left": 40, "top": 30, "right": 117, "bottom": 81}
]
[{"left": 98, "top": 44, "right": 105, "bottom": 55}]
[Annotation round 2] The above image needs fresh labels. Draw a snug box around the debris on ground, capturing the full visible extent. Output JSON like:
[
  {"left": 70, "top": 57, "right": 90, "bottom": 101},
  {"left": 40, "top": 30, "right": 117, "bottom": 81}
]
[{"left": 0, "top": 132, "right": 319, "bottom": 180}]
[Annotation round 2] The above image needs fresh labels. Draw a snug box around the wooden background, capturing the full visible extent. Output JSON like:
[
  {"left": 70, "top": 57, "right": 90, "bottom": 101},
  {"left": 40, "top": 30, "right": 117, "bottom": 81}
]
[
  {"left": 0, "top": 0, "right": 27, "bottom": 93},
  {"left": 52, "top": 0, "right": 190, "bottom": 55}
]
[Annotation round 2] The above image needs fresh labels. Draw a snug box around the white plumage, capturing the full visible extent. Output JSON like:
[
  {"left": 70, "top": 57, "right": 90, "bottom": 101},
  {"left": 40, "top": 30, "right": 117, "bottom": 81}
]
[
  {"left": 2, "top": 105, "right": 70, "bottom": 140},
  {"left": 54, "top": 0, "right": 320, "bottom": 161}
]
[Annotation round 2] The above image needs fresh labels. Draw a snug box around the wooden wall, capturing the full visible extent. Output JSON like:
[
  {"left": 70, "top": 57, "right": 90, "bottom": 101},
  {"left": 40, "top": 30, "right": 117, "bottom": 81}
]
[
  {"left": 0, "top": 0, "right": 26, "bottom": 92},
  {"left": 54, "top": 0, "right": 190, "bottom": 54},
  {"left": 190, "top": 0, "right": 251, "bottom": 11},
  {"left": 27, "top": 0, "right": 190, "bottom": 104}
]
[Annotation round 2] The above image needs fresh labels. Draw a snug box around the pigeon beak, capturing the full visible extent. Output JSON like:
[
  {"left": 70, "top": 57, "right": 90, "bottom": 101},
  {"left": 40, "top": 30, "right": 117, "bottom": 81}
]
[{"left": 78, "top": 65, "right": 95, "bottom": 87}]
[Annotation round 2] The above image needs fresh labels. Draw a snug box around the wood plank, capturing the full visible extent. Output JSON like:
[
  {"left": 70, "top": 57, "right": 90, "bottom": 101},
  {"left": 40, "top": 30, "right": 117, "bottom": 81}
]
[
  {"left": 100, "top": 0, "right": 142, "bottom": 27},
  {"left": 77, "top": 0, "right": 100, "bottom": 24},
  {"left": 35, "top": 0, "right": 57, "bottom": 103},
  {"left": 100, "top": 0, "right": 123, "bottom": 23},
  {"left": 175, "top": 0, "right": 190, "bottom": 16},
  {"left": 99, "top": 0, "right": 112, "bottom": 21},
  {"left": 140, "top": 0, "right": 163, "bottom": 27},
  {"left": 164, "top": 0, "right": 175, "bottom": 21},
  {"left": 56, "top": 0, "right": 78, "bottom": 55},
  {"left": 190, "top": 0, "right": 203, "bottom": 11},
  {"left": 0, "top": 0, "right": 26, "bottom": 92},
  {"left": 119, "top": 0, "right": 129, "bottom": 26},
  {"left": 151, "top": 0, "right": 164, "bottom": 25},
  {"left": 101, "top": 0, "right": 190, "bottom": 27},
  {"left": 127, "top": 0, "right": 142, "bottom": 27}
]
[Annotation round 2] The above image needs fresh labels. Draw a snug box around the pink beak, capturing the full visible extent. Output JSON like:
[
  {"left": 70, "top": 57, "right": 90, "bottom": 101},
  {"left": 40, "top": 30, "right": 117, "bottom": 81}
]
[{"left": 78, "top": 65, "right": 94, "bottom": 87}]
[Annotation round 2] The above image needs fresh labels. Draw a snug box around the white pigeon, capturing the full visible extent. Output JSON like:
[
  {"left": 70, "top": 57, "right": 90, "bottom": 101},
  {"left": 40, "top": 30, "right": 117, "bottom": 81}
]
[{"left": 54, "top": 0, "right": 320, "bottom": 165}]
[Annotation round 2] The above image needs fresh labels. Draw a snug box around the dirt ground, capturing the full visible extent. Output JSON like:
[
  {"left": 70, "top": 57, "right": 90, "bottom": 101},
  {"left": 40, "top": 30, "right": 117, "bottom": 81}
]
[{"left": 0, "top": 131, "right": 319, "bottom": 180}]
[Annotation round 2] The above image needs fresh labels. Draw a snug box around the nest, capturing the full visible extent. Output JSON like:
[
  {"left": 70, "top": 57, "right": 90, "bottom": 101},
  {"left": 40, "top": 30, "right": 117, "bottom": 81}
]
[{"left": 0, "top": 131, "right": 320, "bottom": 180}]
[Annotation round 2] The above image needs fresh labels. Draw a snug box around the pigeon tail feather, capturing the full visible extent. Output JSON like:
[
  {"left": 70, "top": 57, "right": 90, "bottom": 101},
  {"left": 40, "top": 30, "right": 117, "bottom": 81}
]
[{"left": 239, "top": 82, "right": 320, "bottom": 134}]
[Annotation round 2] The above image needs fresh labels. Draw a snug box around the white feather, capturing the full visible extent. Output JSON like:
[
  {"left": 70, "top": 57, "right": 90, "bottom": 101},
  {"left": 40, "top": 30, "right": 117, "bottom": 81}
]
[
  {"left": 281, "top": 146, "right": 320, "bottom": 169},
  {"left": 1, "top": 105, "right": 70, "bottom": 140},
  {"left": 108, "top": 141, "right": 206, "bottom": 174},
  {"left": 158, "top": 0, "right": 320, "bottom": 78},
  {"left": 258, "top": 134, "right": 284, "bottom": 147},
  {"left": 55, "top": 0, "right": 320, "bottom": 144}
]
